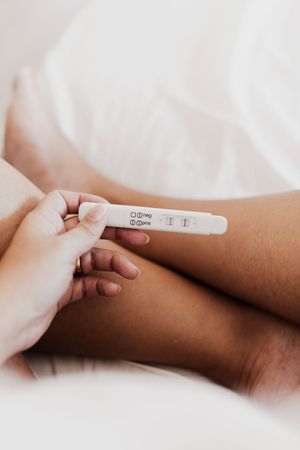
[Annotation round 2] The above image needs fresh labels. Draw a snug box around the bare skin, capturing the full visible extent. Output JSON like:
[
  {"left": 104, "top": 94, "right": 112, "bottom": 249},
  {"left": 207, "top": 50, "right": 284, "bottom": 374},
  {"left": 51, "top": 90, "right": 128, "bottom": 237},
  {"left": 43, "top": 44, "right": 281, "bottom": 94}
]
[
  {"left": 2, "top": 354, "right": 35, "bottom": 380},
  {"left": 0, "top": 158, "right": 43, "bottom": 379},
  {"left": 6, "top": 73, "right": 300, "bottom": 325},
  {"left": 3, "top": 69, "right": 300, "bottom": 399}
]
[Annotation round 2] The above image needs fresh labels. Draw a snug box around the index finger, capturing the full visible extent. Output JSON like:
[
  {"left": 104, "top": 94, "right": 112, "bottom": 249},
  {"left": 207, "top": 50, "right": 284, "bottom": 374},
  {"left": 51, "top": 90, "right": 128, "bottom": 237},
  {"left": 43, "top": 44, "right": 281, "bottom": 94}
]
[
  {"left": 64, "top": 216, "right": 150, "bottom": 245},
  {"left": 38, "top": 190, "right": 108, "bottom": 219}
]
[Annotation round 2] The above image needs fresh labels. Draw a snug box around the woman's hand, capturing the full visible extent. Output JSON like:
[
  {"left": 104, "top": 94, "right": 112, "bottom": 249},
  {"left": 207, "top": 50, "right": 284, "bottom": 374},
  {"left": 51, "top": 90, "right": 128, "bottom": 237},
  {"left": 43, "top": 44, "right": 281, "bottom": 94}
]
[{"left": 0, "top": 190, "right": 148, "bottom": 363}]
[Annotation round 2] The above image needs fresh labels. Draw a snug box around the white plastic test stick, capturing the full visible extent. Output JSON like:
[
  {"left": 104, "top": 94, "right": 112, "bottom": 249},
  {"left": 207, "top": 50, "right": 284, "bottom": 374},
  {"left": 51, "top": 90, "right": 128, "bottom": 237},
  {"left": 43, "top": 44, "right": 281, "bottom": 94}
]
[{"left": 79, "top": 203, "right": 228, "bottom": 236}]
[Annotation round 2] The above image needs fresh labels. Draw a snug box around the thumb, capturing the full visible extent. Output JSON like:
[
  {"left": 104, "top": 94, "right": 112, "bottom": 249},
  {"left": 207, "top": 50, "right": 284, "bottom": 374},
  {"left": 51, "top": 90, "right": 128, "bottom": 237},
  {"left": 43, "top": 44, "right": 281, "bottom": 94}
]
[{"left": 62, "top": 203, "right": 108, "bottom": 257}]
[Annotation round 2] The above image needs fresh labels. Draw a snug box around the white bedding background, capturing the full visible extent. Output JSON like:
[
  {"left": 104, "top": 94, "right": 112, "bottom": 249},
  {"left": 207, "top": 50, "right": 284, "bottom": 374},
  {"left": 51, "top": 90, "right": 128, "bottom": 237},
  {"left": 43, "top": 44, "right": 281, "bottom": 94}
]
[
  {"left": 0, "top": 0, "right": 87, "bottom": 133},
  {"left": 38, "top": 0, "right": 300, "bottom": 200},
  {"left": 1, "top": 368, "right": 300, "bottom": 450}
]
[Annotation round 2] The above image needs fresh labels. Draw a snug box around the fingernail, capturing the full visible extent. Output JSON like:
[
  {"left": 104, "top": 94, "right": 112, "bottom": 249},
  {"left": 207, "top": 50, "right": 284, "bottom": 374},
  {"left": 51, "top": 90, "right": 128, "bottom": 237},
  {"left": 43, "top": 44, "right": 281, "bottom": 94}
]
[
  {"left": 87, "top": 204, "right": 108, "bottom": 222},
  {"left": 127, "top": 261, "right": 141, "bottom": 277},
  {"left": 107, "top": 283, "right": 121, "bottom": 297},
  {"left": 143, "top": 234, "right": 150, "bottom": 244}
]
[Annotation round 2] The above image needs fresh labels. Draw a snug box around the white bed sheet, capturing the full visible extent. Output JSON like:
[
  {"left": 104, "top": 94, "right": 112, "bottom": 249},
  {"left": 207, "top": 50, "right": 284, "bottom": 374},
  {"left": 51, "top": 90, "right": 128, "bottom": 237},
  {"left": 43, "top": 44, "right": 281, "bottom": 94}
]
[
  {"left": 1, "top": 368, "right": 300, "bottom": 450},
  {"left": 38, "top": 0, "right": 300, "bottom": 200}
]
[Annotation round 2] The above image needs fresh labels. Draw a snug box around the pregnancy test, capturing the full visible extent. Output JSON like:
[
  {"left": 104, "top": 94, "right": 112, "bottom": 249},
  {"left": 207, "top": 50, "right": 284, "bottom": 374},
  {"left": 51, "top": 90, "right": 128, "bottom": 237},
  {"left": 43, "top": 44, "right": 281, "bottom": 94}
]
[{"left": 78, "top": 203, "right": 228, "bottom": 235}]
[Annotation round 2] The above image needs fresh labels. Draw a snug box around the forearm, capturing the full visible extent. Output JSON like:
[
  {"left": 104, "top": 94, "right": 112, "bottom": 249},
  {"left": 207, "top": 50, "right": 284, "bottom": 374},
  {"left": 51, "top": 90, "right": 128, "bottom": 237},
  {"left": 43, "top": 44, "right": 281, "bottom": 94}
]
[
  {"left": 101, "top": 180, "right": 300, "bottom": 324},
  {"left": 157, "top": 192, "right": 300, "bottom": 324}
]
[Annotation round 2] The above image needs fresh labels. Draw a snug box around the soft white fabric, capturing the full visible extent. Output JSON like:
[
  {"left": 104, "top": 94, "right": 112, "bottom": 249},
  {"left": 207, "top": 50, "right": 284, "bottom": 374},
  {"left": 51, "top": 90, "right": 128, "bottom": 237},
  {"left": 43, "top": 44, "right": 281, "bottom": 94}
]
[
  {"left": 0, "top": 0, "right": 86, "bottom": 139},
  {"left": 1, "top": 369, "right": 300, "bottom": 450},
  {"left": 38, "top": 0, "right": 300, "bottom": 200}
]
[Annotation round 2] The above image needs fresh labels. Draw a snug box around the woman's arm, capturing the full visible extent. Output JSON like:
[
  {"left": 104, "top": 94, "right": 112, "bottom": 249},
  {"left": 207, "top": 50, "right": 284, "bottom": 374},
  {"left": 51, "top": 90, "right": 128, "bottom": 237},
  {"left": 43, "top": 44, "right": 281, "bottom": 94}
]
[{"left": 96, "top": 178, "right": 300, "bottom": 325}]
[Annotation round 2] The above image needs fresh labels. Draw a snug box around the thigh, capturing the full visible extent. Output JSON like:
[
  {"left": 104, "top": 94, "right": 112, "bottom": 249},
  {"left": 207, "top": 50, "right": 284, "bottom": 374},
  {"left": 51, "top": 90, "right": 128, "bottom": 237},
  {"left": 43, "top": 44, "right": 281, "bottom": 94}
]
[
  {"left": 34, "top": 240, "right": 300, "bottom": 395},
  {"left": 1, "top": 157, "right": 300, "bottom": 396},
  {"left": 0, "top": 158, "right": 42, "bottom": 255},
  {"left": 0, "top": 158, "right": 42, "bottom": 377}
]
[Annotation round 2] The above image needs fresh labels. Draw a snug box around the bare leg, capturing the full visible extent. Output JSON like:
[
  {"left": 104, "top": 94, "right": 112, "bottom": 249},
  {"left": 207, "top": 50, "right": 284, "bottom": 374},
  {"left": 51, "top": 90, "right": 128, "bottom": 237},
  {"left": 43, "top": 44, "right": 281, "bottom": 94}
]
[
  {"left": 91, "top": 183, "right": 300, "bottom": 327},
  {"left": 34, "top": 239, "right": 300, "bottom": 398},
  {"left": 4, "top": 69, "right": 100, "bottom": 194},
  {"left": 6, "top": 72, "right": 300, "bottom": 325},
  {"left": 0, "top": 158, "right": 42, "bottom": 379},
  {"left": 3, "top": 151, "right": 300, "bottom": 397},
  {"left": 4, "top": 156, "right": 298, "bottom": 397},
  {"left": 4, "top": 69, "right": 300, "bottom": 398},
  {"left": 0, "top": 159, "right": 42, "bottom": 255}
]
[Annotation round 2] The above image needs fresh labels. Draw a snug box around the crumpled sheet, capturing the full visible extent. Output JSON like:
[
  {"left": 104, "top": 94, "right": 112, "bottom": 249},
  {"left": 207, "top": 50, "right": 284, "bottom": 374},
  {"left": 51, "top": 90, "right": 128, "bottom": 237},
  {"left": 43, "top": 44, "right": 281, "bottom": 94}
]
[
  {"left": 38, "top": 0, "right": 300, "bottom": 201},
  {"left": 1, "top": 367, "right": 300, "bottom": 450}
]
